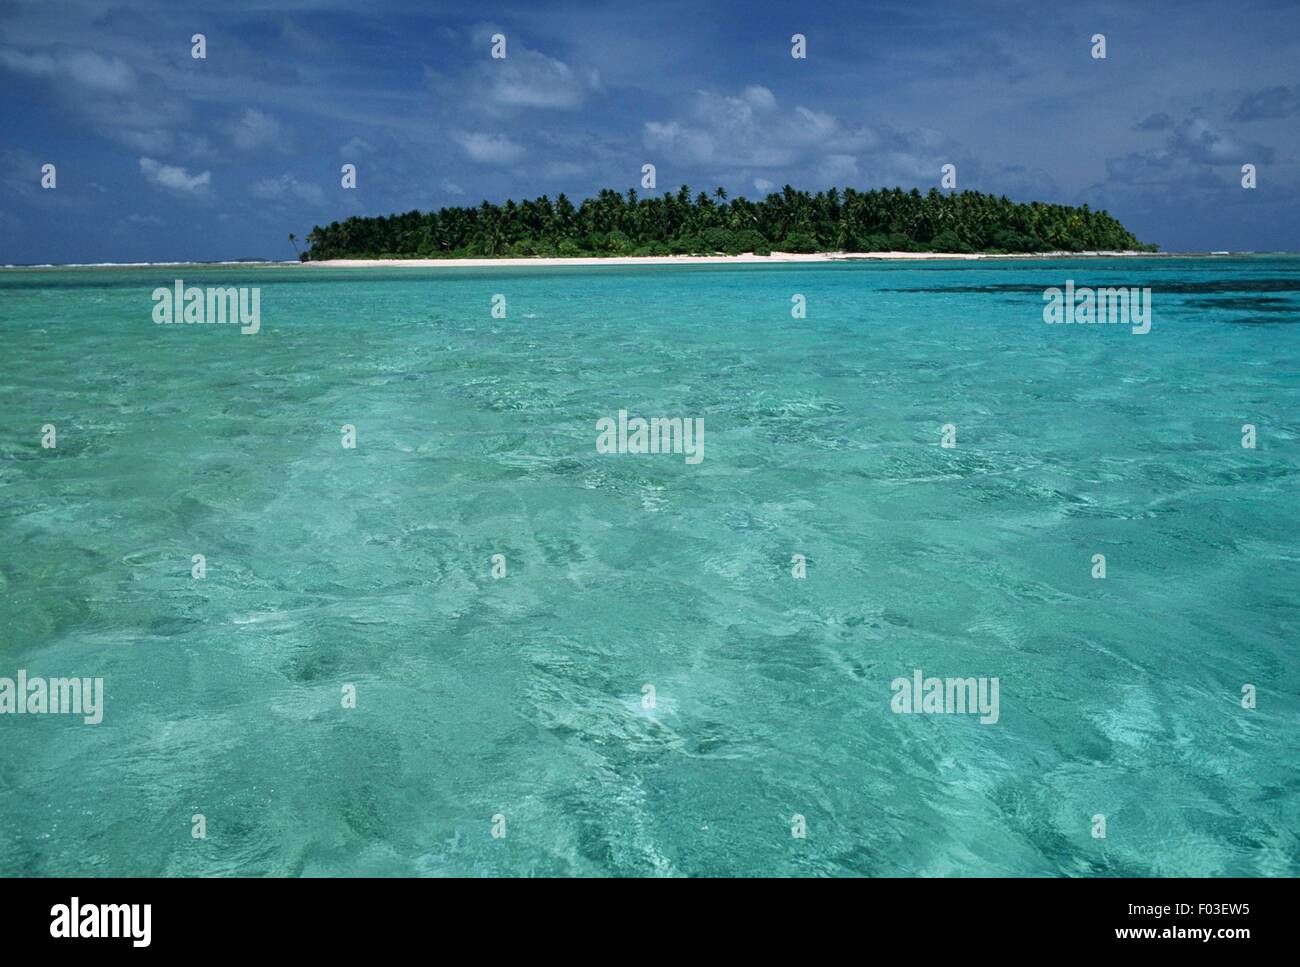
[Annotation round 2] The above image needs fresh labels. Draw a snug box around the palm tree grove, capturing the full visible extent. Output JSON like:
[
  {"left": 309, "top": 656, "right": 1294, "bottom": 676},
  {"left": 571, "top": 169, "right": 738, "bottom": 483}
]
[{"left": 302, "top": 185, "right": 1156, "bottom": 259}]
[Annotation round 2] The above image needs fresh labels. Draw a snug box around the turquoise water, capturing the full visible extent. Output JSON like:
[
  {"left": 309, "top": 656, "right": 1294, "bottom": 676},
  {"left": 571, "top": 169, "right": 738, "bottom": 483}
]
[{"left": 1, "top": 257, "right": 1297, "bottom": 877}]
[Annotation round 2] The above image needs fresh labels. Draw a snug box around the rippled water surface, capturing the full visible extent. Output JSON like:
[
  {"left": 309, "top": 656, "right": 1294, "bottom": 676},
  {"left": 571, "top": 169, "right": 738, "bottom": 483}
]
[{"left": 1, "top": 257, "right": 1297, "bottom": 876}]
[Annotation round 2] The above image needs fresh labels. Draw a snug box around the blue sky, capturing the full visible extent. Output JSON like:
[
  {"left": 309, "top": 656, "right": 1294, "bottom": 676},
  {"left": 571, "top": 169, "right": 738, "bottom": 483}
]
[{"left": 1, "top": 0, "right": 1297, "bottom": 263}]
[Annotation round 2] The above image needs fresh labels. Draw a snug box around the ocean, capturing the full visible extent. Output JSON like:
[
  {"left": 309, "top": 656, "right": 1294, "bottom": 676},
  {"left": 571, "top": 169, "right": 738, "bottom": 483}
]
[{"left": 1, "top": 256, "right": 1297, "bottom": 876}]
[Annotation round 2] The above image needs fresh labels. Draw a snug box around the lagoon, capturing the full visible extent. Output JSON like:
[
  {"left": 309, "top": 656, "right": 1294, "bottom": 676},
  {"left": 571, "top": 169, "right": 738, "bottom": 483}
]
[{"left": 1, "top": 256, "right": 1297, "bottom": 875}]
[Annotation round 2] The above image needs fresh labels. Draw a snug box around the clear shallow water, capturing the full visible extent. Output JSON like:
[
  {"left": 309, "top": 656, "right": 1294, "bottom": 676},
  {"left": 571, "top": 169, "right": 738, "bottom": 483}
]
[{"left": 0, "top": 257, "right": 1297, "bottom": 877}]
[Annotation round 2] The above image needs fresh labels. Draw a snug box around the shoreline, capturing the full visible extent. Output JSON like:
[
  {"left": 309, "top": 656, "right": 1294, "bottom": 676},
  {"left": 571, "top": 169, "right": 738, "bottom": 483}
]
[
  {"left": 2, "top": 250, "right": 1261, "bottom": 271},
  {"left": 300, "top": 250, "right": 1205, "bottom": 269}
]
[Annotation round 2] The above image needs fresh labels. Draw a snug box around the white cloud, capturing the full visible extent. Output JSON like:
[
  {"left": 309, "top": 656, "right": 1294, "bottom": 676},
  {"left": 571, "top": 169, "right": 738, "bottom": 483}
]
[
  {"left": 483, "top": 48, "right": 597, "bottom": 109},
  {"left": 741, "top": 85, "right": 776, "bottom": 110},
  {"left": 1, "top": 44, "right": 191, "bottom": 149},
  {"left": 640, "top": 85, "right": 990, "bottom": 194},
  {"left": 643, "top": 86, "right": 869, "bottom": 168},
  {"left": 138, "top": 157, "right": 210, "bottom": 194},
  {"left": 251, "top": 173, "right": 324, "bottom": 204},
  {"left": 0, "top": 47, "right": 135, "bottom": 93},
  {"left": 339, "top": 137, "right": 374, "bottom": 158},
  {"left": 1170, "top": 116, "right": 1270, "bottom": 166},
  {"left": 1091, "top": 111, "right": 1276, "bottom": 205},
  {"left": 456, "top": 132, "right": 525, "bottom": 165},
  {"left": 226, "top": 109, "right": 286, "bottom": 152},
  {"left": 430, "top": 35, "right": 599, "bottom": 113}
]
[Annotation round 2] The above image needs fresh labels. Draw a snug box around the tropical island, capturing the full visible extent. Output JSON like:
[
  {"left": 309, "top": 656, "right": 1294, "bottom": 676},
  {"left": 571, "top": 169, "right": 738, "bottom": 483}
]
[{"left": 301, "top": 185, "right": 1156, "bottom": 261}]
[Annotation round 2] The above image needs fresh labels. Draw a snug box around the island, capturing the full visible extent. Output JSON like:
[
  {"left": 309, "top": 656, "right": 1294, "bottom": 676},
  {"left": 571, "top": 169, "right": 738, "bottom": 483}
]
[{"left": 300, "top": 185, "right": 1157, "bottom": 261}]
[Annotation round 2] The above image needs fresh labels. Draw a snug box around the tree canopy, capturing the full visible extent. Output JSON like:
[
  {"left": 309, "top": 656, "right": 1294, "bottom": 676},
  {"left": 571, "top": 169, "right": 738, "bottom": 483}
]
[{"left": 303, "top": 185, "right": 1155, "bottom": 259}]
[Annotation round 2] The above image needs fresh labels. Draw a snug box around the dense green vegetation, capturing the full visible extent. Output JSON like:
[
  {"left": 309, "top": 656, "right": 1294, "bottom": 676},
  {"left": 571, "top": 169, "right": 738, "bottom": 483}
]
[{"left": 303, "top": 185, "right": 1155, "bottom": 259}]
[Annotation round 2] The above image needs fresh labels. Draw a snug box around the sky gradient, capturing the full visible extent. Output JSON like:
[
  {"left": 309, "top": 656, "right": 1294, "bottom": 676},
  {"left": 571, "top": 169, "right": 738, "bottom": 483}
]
[{"left": 1, "top": 0, "right": 1298, "bottom": 263}]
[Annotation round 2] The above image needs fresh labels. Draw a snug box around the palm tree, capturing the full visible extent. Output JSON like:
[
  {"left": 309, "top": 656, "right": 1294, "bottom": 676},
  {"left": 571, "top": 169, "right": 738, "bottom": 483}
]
[
  {"left": 300, "top": 184, "right": 1153, "bottom": 258},
  {"left": 288, "top": 233, "right": 301, "bottom": 260}
]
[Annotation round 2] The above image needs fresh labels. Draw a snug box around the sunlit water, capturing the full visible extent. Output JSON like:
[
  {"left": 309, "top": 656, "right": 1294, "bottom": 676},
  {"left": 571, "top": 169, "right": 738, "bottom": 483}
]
[{"left": 1, "top": 257, "right": 1297, "bottom": 876}]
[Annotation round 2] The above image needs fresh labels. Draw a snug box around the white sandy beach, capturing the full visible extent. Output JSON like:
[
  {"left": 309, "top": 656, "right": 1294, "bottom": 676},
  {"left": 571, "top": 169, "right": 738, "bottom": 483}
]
[
  {"left": 300, "top": 250, "right": 1172, "bottom": 269},
  {"left": 3, "top": 251, "right": 1208, "bottom": 271},
  {"left": 302, "top": 252, "right": 975, "bottom": 267},
  {"left": 299, "top": 249, "right": 1190, "bottom": 267}
]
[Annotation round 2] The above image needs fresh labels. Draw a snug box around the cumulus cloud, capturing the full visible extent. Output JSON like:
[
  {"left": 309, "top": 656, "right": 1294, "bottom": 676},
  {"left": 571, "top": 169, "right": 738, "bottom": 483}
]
[
  {"left": 456, "top": 131, "right": 525, "bottom": 165},
  {"left": 138, "top": 157, "right": 210, "bottom": 194},
  {"left": 739, "top": 84, "right": 775, "bottom": 110},
  {"left": 644, "top": 86, "right": 874, "bottom": 169},
  {"left": 483, "top": 48, "right": 597, "bottom": 109},
  {"left": 1089, "top": 106, "right": 1276, "bottom": 212},
  {"left": 641, "top": 85, "right": 978, "bottom": 193},
  {"left": 427, "top": 32, "right": 599, "bottom": 113},
  {"left": 1086, "top": 112, "right": 1272, "bottom": 218},
  {"left": 1170, "top": 116, "right": 1272, "bottom": 166},
  {"left": 226, "top": 109, "right": 287, "bottom": 152}
]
